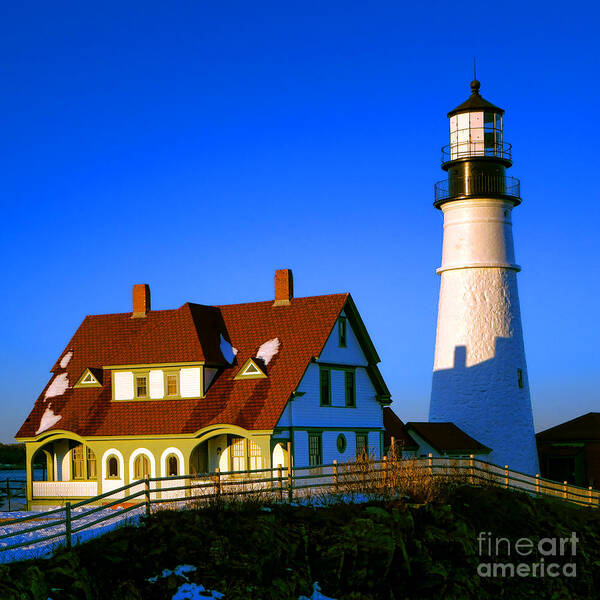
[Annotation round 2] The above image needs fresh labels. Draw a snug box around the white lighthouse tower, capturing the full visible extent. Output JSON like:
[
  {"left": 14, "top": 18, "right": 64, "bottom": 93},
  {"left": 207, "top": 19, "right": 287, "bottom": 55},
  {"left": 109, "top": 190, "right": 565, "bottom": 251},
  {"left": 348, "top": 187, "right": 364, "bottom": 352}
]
[{"left": 429, "top": 80, "right": 539, "bottom": 475}]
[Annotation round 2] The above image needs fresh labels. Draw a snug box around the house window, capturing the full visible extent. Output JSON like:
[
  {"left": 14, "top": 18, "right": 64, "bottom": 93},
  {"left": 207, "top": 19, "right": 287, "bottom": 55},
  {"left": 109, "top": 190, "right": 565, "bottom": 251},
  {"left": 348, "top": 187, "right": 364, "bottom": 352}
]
[
  {"left": 167, "top": 454, "right": 179, "bottom": 476},
  {"left": 337, "top": 434, "right": 347, "bottom": 453},
  {"left": 517, "top": 369, "right": 524, "bottom": 389},
  {"left": 231, "top": 437, "right": 247, "bottom": 472},
  {"left": 107, "top": 456, "right": 119, "bottom": 478},
  {"left": 249, "top": 440, "right": 263, "bottom": 470},
  {"left": 72, "top": 444, "right": 96, "bottom": 480},
  {"left": 344, "top": 370, "right": 355, "bottom": 407},
  {"left": 319, "top": 368, "right": 331, "bottom": 406},
  {"left": 338, "top": 317, "right": 347, "bottom": 347},
  {"left": 356, "top": 433, "right": 368, "bottom": 457},
  {"left": 308, "top": 433, "right": 322, "bottom": 466},
  {"left": 72, "top": 445, "right": 85, "bottom": 479},
  {"left": 166, "top": 373, "right": 179, "bottom": 397},
  {"left": 134, "top": 455, "right": 150, "bottom": 479},
  {"left": 87, "top": 447, "right": 97, "bottom": 479},
  {"left": 135, "top": 375, "right": 148, "bottom": 398}
]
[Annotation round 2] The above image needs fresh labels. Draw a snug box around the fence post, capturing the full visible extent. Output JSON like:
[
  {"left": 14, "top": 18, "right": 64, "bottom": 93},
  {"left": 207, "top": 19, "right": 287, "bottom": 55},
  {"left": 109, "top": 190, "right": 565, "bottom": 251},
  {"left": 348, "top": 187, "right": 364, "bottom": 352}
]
[
  {"left": 65, "top": 501, "right": 72, "bottom": 550},
  {"left": 428, "top": 453, "right": 433, "bottom": 476},
  {"left": 563, "top": 481, "right": 568, "bottom": 500},
  {"left": 277, "top": 464, "right": 283, "bottom": 502},
  {"left": 469, "top": 454, "right": 474, "bottom": 485},
  {"left": 504, "top": 465, "right": 509, "bottom": 489},
  {"left": 382, "top": 456, "right": 387, "bottom": 490},
  {"left": 6, "top": 478, "right": 10, "bottom": 512},
  {"left": 390, "top": 436, "right": 396, "bottom": 459},
  {"left": 589, "top": 486, "right": 593, "bottom": 506},
  {"left": 287, "top": 462, "right": 293, "bottom": 503},
  {"left": 144, "top": 478, "right": 151, "bottom": 518},
  {"left": 215, "top": 468, "right": 221, "bottom": 501},
  {"left": 535, "top": 473, "right": 540, "bottom": 496},
  {"left": 333, "top": 459, "right": 338, "bottom": 493}
]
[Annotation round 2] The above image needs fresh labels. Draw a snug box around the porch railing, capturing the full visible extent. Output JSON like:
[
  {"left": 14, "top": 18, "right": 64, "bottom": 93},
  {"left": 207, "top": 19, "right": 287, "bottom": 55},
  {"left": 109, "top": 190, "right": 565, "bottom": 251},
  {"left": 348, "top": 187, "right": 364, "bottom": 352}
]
[
  {"left": 32, "top": 481, "right": 98, "bottom": 498},
  {"left": 1, "top": 456, "right": 598, "bottom": 563}
]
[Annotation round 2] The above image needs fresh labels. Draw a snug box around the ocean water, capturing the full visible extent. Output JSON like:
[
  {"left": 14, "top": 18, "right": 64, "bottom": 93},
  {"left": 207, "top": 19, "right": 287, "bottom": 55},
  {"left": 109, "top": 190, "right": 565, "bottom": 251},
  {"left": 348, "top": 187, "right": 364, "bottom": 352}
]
[{"left": 0, "top": 470, "right": 44, "bottom": 483}]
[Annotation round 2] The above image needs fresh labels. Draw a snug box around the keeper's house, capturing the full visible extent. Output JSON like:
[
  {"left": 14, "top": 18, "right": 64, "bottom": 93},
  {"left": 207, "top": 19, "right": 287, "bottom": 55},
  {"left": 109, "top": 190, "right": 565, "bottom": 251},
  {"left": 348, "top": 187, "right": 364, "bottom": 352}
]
[{"left": 16, "top": 270, "right": 391, "bottom": 509}]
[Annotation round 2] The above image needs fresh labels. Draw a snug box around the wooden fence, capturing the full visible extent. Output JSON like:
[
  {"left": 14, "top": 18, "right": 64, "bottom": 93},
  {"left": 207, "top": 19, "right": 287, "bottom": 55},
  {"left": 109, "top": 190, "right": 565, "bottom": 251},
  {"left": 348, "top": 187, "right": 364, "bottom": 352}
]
[
  {"left": 1, "top": 479, "right": 26, "bottom": 512},
  {"left": 1, "top": 455, "right": 598, "bottom": 562}
]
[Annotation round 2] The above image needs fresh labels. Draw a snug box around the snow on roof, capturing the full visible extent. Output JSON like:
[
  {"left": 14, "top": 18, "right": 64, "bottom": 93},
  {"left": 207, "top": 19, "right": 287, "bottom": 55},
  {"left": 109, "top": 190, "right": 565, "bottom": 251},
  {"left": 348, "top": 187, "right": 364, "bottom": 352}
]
[
  {"left": 60, "top": 350, "right": 73, "bottom": 369},
  {"left": 44, "top": 373, "right": 70, "bottom": 400},
  {"left": 219, "top": 334, "right": 238, "bottom": 364},
  {"left": 35, "top": 406, "right": 62, "bottom": 435},
  {"left": 257, "top": 338, "right": 280, "bottom": 365}
]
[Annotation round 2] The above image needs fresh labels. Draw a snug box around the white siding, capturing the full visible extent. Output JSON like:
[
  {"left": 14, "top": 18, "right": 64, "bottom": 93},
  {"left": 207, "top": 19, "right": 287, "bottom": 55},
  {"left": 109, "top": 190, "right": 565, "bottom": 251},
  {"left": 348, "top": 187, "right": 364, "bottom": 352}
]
[
  {"left": 318, "top": 311, "right": 368, "bottom": 366},
  {"left": 293, "top": 431, "right": 309, "bottom": 467},
  {"left": 330, "top": 369, "right": 346, "bottom": 407},
  {"left": 114, "top": 372, "right": 134, "bottom": 400},
  {"left": 284, "top": 364, "right": 382, "bottom": 429},
  {"left": 324, "top": 431, "right": 354, "bottom": 464},
  {"left": 180, "top": 367, "right": 201, "bottom": 398},
  {"left": 149, "top": 369, "right": 164, "bottom": 399}
]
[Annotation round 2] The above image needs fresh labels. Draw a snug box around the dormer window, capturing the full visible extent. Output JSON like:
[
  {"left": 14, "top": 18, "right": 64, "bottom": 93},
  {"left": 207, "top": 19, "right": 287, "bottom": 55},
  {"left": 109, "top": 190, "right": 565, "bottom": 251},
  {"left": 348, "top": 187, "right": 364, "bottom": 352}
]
[
  {"left": 338, "top": 316, "right": 347, "bottom": 347},
  {"left": 234, "top": 359, "right": 267, "bottom": 380},
  {"left": 74, "top": 368, "right": 102, "bottom": 388},
  {"left": 166, "top": 372, "right": 179, "bottom": 396},
  {"left": 135, "top": 375, "right": 148, "bottom": 398}
]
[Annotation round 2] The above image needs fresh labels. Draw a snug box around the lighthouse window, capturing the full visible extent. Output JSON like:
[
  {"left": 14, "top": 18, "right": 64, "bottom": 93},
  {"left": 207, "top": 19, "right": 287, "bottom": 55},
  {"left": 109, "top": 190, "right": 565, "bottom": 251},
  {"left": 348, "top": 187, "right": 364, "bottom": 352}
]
[{"left": 517, "top": 369, "right": 524, "bottom": 389}]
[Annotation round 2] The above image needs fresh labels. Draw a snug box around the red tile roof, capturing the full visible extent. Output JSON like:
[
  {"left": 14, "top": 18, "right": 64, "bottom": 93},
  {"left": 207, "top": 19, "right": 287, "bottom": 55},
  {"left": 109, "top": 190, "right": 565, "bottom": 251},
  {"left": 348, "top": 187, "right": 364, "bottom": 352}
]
[
  {"left": 536, "top": 413, "right": 600, "bottom": 442},
  {"left": 405, "top": 422, "right": 491, "bottom": 454},
  {"left": 382, "top": 407, "right": 418, "bottom": 450},
  {"left": 17, "top": 294, "right": 361, "bottom": 438}
]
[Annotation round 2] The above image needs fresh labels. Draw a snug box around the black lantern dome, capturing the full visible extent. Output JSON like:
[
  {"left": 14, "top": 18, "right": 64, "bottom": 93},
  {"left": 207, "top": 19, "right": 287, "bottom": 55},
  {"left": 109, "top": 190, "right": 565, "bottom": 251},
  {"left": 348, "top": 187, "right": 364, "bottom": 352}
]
[{"left": 434, "top": 81, "right": 520, "bottom": 208}]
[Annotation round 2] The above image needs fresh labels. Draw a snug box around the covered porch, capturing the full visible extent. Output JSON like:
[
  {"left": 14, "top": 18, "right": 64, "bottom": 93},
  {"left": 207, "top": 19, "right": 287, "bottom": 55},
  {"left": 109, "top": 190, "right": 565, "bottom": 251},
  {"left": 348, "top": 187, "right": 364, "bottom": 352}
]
[{"left": 27, "top": 433, "right": 99, "bottom": 503}]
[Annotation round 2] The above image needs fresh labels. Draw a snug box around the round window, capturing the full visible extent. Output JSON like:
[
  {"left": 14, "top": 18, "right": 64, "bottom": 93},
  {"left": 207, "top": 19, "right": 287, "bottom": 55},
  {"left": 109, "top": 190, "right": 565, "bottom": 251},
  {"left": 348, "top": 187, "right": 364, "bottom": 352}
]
[{"left": 337, "top": 434, "right": 347, "bottom": 453}]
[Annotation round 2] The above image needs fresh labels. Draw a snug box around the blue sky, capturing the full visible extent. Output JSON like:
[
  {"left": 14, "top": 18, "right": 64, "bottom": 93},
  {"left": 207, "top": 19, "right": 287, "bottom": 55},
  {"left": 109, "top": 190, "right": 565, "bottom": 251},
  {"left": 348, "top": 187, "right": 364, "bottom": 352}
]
[{"left": 0, "top": 1, "right": 598, "bottom": 442}]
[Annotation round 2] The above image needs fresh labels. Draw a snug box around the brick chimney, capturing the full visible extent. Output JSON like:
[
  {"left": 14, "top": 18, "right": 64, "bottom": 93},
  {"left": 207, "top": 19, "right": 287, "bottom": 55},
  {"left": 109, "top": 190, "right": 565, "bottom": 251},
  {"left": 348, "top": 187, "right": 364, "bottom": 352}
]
[
  {"left": 273, "top": 269, "right": 293, "bottom": 306},
  {"left": 132, "top": 284, "right": 151, "bottom": 318}
]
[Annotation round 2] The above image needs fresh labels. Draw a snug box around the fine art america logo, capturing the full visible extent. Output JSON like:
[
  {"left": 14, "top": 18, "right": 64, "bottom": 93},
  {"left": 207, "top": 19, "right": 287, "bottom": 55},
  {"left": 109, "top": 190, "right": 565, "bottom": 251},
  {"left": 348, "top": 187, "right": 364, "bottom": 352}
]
[{"left": 477, "top": 532, "right": 578, "bottom": 578}]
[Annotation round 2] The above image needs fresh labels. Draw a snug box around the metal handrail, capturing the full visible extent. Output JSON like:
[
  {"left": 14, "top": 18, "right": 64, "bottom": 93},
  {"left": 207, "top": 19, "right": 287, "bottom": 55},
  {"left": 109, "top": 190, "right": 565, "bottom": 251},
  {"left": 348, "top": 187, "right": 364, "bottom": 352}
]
[
  {"left": 441, "top": 140, "right": 512, "bottom": 163},
  {"left": 434, "top": 174, "right": 521, "bottom": 204}
]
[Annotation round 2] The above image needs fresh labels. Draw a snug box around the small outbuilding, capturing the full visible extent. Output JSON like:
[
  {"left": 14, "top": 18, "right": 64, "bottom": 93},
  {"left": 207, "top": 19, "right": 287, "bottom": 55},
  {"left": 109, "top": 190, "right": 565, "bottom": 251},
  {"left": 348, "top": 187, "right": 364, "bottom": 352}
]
[{"left": 536, "top": 412, "right": 600, "bottom": 488}]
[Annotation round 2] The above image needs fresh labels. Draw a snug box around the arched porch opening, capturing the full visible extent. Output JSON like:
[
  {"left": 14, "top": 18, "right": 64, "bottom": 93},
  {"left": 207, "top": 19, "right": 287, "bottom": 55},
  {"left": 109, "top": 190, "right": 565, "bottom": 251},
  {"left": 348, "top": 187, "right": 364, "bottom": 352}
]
[
  {"left": 28, "top": 436, "right": 99, "bottom": 501},
  {"left": 189, "top": 431, "right": 269, "bottom": 476},
  {"left": 30, "top": 438, "right": 96, "bottom": 482}
]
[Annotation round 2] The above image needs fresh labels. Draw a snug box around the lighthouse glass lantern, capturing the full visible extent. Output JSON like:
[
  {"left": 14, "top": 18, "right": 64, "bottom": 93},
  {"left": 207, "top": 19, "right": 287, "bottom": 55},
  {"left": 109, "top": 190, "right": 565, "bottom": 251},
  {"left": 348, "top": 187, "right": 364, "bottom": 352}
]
[{"left": 449, "top": 110, "right": 503, "bottom": 159}]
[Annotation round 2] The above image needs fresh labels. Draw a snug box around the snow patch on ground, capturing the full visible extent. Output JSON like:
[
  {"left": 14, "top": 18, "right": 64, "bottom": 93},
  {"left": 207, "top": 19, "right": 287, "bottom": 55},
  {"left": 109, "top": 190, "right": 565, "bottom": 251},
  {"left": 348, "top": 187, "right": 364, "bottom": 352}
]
[
  {"left": 172, "top": 583, "right": 224, "bottom": 599},
  {"left": 60, "top": 351, "right": 73, "bottom": 369},
  {"left": 44, "top": 373, "right": 69, "bottom": 400},
  {"left": 148, "top": 564, "right": 197, "bottom": 583},
  {"left": 0, "top": 506, "right": 144, "bottom": 564},
  {"left": 299, "top": 582, "right": 337, "bottom": 600},
  {"left": 257, "top": 338, "right": 280, "bottom": 365},
  {"left": 35, "top": 406, "right": 62, "bottom": 435},
  {"left": 219, "top": 334, "right": 238, "bottom": 364}
]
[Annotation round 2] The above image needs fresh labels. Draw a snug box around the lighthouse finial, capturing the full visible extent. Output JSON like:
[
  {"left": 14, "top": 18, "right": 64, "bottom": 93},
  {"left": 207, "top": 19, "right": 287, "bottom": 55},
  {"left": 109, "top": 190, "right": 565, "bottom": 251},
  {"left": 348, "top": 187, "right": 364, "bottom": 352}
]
[{"left": 471, "top": 58, "right": 480, "bottom": 95}]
